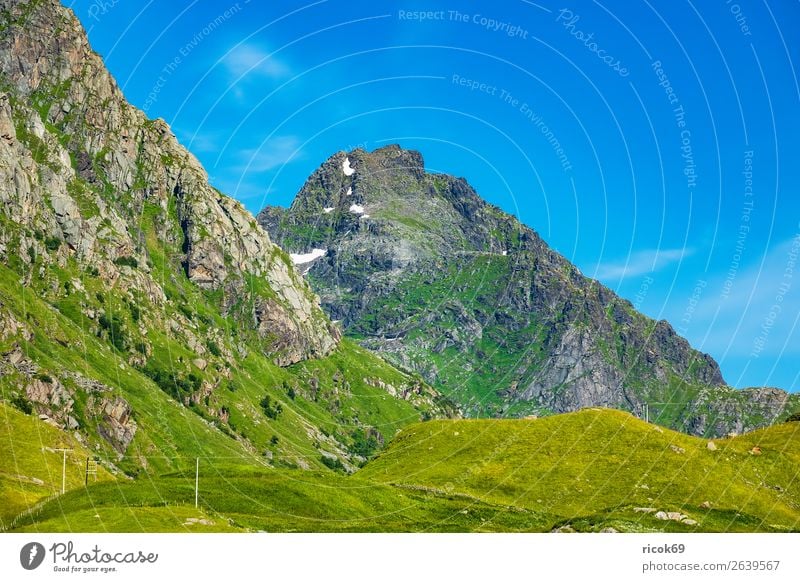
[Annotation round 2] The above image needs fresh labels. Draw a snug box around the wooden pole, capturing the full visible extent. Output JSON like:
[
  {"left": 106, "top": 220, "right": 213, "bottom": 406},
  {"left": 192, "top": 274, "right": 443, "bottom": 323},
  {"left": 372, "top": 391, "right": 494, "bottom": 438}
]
[{"left": 61, "top": 449, "right": 67, "bottom": 494}]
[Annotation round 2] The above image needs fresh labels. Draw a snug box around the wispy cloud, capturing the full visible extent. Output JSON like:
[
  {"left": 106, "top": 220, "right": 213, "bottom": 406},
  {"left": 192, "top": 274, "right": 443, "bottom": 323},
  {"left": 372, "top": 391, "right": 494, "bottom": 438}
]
[
  {"left": 236, "top": 135, "right": 304, "bottom": 173},
  {"left": 173, "top": 128, "right": 220, "bottom": 154},
  {"left": 223, "top": 44, "right": 289, "bottom": 79},
  {"left": 681, "top": 236, "right": 800, "bottom": 359},
  {"left": 593, "top": 247, "right": 692, "bottom": 281}
]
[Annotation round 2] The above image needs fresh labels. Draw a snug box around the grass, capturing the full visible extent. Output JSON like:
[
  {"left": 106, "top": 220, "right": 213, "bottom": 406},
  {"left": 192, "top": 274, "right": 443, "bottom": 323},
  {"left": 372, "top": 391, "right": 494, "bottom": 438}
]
[
  {"left": 359, "top": 409, "right": 800, "bottom": 532},
  {"left": 7, "top": 409, "right": 800, "bottom": 532},
  {"left": 0, "top": 403, "right": 113, "bottom": 529},
  {"left": 10, "top": 468, "right": 546, "bottom": 533}
]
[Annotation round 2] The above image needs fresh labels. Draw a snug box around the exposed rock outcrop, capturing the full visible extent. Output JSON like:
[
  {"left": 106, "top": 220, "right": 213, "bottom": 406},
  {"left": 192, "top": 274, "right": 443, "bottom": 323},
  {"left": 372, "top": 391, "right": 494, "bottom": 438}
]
[{"left": 0, "top": 0, "right": 337, "bottom": 365}]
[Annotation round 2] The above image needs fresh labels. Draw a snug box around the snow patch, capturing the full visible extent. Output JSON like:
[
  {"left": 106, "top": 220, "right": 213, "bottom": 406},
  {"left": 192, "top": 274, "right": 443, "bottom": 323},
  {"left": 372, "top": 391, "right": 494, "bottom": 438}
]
[
  {"left": 342, "top": 157, "right": 355, "bottom": 176},
  {"left": 361, "top": 214, "right": 370, "bottom": 219},
  {"left": 290, "top": 248, "right": 327, "bottom": 265},
  {"left": 346, "top": 187, "right": 352, "bottom": 196},
  {"left": 349, "top": 204, "right": 365, "bottom": 214},
  {"left": 502, "top": 250, "right": 508, "bottom": 256},
  {"left": 323, "top": 207, "right": 335, "bottom": 213}
]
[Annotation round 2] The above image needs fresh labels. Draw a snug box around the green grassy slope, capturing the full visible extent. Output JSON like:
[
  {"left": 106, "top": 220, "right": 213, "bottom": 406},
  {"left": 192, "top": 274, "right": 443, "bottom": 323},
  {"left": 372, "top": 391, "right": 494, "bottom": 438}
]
[
  {"left": 9, "top": 468, "right": 545, "bottom": 533},
  {"left": 0, "top": 246, "right": 446, "bottom": 521},
  {"left": 0, "top": 402, "right": 113, "bottom": 529},
  {"left": 359, "top": 409, "right": 800, "bottom": 532},
  {"left": 9, "top": 409, "right": 800, "bottom": 532}
]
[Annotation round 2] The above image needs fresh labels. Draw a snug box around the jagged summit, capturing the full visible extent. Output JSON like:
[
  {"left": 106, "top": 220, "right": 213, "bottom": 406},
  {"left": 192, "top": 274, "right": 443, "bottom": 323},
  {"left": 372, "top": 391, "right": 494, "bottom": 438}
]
[{"left": 259, "top": 145, "right": 798, "bottom": 436}]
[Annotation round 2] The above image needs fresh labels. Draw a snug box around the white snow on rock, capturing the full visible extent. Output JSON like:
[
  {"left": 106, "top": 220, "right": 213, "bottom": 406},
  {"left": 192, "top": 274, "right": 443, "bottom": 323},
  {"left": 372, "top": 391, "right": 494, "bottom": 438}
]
[
  {"left": 502, "top": 250, "right": 508, "bottom": 256},
  {"left": 346, "top": 187, "right": 352, "bottom": 196},
  {"left": 290, "top": 248, "right": 327, "bottom": 265},
  {"left": 349, "top": 203, "right": 365, "bottom": 214},
  {"left": 342, "top": 158, "right": 355, "bottom": 176},
  {"left": 361, "top": 214, "right": 370, "bottom": 219},
  {"left": 324, "top": 207, "right": 335, "bottom": 213}
]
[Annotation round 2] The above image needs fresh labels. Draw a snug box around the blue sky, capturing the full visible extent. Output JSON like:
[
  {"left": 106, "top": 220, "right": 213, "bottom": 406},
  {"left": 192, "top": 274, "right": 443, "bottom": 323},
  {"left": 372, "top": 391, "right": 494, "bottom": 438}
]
[{"left": 65, "top": 0, "right": 800, "bottom": 391}]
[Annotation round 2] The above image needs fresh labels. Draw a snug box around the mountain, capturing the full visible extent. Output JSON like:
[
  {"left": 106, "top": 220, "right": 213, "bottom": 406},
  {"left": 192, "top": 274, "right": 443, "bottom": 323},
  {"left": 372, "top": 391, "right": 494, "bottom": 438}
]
[
  {"left": 0, "top": 0, "right": 454, "bottom": 520},
  {"left": 11, "top": 409, "right": 800, "bottom": 532},
  {"left": 259, "top": 146, "right": 800, "bottom": 437}
]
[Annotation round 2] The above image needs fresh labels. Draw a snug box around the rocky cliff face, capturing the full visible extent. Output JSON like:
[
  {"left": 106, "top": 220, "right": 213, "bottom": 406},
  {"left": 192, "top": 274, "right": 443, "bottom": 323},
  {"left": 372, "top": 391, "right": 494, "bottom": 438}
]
[
  {"left": 259, "top": 145, "right": 799, "bottom": 437},
  {"left": 0, "top": 0, "right": 451, "bottom": 473},
  {"left": 0, "top": 0, "right": 338, "bottom": 366}
]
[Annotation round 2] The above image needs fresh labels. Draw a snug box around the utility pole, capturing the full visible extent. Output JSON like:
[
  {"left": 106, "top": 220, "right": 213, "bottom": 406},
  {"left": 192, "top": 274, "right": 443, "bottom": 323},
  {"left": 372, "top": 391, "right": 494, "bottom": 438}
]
[
  {"left": 195, "top": 458, "right": 199, "bottom": 509},
  {"left": 45, "top": 448, "right": 72, "bottom": 494},
  {"left": 85, "top": 457, "right": 98, "bottom": 485}
]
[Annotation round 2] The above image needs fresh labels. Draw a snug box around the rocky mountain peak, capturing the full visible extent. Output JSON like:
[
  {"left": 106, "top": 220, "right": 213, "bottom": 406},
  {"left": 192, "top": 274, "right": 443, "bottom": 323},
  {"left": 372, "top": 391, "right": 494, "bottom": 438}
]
[{"left": 259, "top": 145, "right": 797, "bottom": 436}]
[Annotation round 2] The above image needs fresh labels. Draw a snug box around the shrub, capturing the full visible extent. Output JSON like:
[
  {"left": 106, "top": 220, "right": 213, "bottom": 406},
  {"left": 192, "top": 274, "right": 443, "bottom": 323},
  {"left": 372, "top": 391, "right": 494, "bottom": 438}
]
[
  {"left": 785, "top": 411, "right": 800, "bottom": 423},
  {"left": 128, "top": 302, "right": 141, "bottom": 322},
  {"left": 178, "top": 304, "right": 194, "bottom": 320},
  {"left": 320, "top": 455, "right": 345, "bottom": 472},
  {"left": 98, "top": 313, "right": 127, "bottom": 352},
  {"left": 34, "top": 372, "right": 53, "bottom": 383},
  {"left": 350, "top": 428, "right": 380, "bottom": 458},
  {"left": 142, "top": 363, "right": 202, "bottom": 400},
  {"left": 113, "top": 256, "right": 138, "bottom": 268},
  {"left": 206, "top": 340, "right": 221, "bottom": 357},
  {"left": 10, "top": 395, "right": 33, "bottom": 415},
  {"left": 260, "top": 395, "right": 283, "bottom": 420},
  {"left": 44, "top": 236, "right": 61, "bottom": 251},
  {"left": 270, "top": 435, "right": 280, "bottom": 446}
]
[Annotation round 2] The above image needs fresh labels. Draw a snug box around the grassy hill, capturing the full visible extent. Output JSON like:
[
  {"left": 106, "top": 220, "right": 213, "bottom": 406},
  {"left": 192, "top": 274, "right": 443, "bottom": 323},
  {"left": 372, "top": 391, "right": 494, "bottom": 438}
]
[
  {"left": 361, "top": 409, "right": 800, "bottom": 532},
  {"left": 8, "top": 409, "right": 800, "bottom": 532},
  {"left": 0, "top": 402, "right": 114, "bottom": 530}
]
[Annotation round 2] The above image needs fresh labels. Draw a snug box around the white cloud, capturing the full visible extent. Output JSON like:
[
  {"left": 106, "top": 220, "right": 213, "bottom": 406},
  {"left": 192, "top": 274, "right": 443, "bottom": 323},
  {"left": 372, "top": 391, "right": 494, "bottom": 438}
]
[
  {"left": 223, "top": 44, "right": 289, "bottom": 78},
  {"left": 681, "top": 236, "right": 800, "bottom": 359},
  {"left": 593, "top": 247, "right": 692, "bottom": 281},
  {"left": 237, "top": 136, "right": 303, "bottom": 173}
]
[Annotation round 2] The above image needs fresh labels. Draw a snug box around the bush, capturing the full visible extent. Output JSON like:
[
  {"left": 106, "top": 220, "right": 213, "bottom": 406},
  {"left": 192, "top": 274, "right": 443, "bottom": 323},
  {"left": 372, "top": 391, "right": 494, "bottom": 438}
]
[
  {"left": 44, "top": 236, "right": 61, "bottom": 251},
  {"left": 178, "top": 304, "right": 194, "bottom": 320},
  {"left": 34, "top": 372, "right": 53, "bottom": 383},
  {"left": 260, "top": 395, "right": 283, "bottom": 420},
  {"left": 142, "top": 363, "right": 202, "bottom": 400},
  {"left": 350, "top": 428, "right": 380, "bottom": 458},
  {"left": 785, "top": 411, "right": 800, "bottom": 423},
  {"left": 128, "top": 302, "right": 141, "bottom": 322},
  {"left": 113, "top": 256, "right": 138, "bottom": 268},
  {"left": 98, "top": 313, "right": 127, "bottom": 352},
  {"left": 270, "top": 435, "right": 280, "bottom": 446},
  {"left": 320, "top": 455, "right": 345, "bottom": 472},
  {"left": 206, "top": 340, "right": 221, "bottom": 357},
  {"left": 10, "top": 395, "right": 33, "bottom": 415}
]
